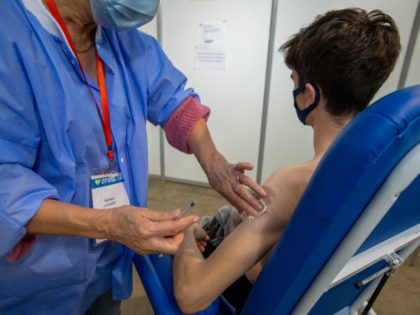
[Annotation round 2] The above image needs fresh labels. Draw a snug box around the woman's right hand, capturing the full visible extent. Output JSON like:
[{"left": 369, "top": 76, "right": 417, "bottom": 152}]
[{"left": 107, "top": 206, "right": 199, "bottom": 255}]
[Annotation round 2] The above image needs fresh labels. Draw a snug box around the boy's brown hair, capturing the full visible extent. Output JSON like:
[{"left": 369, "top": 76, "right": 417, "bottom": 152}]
[{"left": 281, "top": 8, "right": 401, "bottom": 117}]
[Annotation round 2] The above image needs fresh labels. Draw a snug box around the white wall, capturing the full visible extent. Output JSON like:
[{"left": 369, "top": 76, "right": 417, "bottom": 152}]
[
  {"left": 405, "top": 26, "right": 420, "bottom": 86},
  {"left": 160, "top": 0, "right": 272, "bottom": 183}
]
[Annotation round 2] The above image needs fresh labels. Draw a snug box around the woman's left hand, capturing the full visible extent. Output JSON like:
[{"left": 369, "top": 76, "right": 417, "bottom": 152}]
[
  {"left": 187, "top": 119, "right": 267, "bottom": 217},
  {"left": 205, "top": 152, "right": 267, "bottom": 217}
]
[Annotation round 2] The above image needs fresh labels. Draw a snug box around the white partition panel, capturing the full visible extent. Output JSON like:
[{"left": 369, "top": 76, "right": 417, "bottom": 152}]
[
  {"left": 139, "top": 16, "right": 157, "bottom": 38},
  {"left": 406, "top": 27, "right": 420, "bottom": 86},
  {"left": 146, "top": 122, "right": 162, "bottom": 176},
  {"left": 260, "top": 0, "right": 419, "bottom": 183},
  {"left": 139, "top": 18, "right": 162, "bottom": 176},
  {"left": 160, "top": 0, "right": 272, "bottom": 184}
]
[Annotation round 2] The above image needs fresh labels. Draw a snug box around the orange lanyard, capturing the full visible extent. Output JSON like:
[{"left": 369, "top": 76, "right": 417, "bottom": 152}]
[{"left": 45, "top": 0, "right": 115, "bottom": 166}]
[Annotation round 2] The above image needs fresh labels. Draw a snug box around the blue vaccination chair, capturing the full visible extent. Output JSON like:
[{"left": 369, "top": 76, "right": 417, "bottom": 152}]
[{"left": 133, "top": 85, "right": 420, "bottom": 315}]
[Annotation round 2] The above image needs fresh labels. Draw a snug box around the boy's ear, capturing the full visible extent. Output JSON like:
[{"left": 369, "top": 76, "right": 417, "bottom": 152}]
[{"left": 300, "top": 83, "right": 317, "bottom": 109}]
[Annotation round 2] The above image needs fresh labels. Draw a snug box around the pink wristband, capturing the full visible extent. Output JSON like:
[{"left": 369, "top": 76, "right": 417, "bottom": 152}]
[{"left": 164, "top": 96, "right": 211, "bottom": 153}]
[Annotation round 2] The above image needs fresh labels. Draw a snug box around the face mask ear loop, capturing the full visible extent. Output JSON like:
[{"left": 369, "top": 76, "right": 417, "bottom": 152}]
[
  {"left": 298, "top": 84, "right": 321, "bottom": 115},
  {"left": 309, "top": 83, "right": 321, "bottom": 106},
  {"left": 293, "top": 84, "right": 306, "bottom": 98},
  {"left": 293, "top": 82, "right": 321, "bottom": 125}
]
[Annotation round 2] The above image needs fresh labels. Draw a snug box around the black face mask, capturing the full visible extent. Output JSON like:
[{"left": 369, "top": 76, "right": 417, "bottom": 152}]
[{"left": 293, "top": 83, "right": 321, "bottom": 125}]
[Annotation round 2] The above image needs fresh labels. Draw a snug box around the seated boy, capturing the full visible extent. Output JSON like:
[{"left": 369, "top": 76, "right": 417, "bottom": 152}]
[{"left": 173, "top": 8, "right": 401, "bottom": 314}]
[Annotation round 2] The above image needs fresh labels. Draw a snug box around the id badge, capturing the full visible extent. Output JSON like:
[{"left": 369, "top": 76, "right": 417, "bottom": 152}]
[{"left": 91, "top": 172, "right": 130, "bottom": 244}]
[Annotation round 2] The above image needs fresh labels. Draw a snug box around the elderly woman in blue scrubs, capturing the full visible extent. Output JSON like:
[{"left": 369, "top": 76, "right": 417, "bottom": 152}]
[{"left": 0, "top": 0, "right": 266, "bottom": 313}]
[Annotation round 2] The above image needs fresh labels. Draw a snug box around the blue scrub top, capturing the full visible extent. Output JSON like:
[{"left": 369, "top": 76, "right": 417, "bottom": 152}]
[{"left": 0, "top": 1, "right": 197, "bottom": 313}]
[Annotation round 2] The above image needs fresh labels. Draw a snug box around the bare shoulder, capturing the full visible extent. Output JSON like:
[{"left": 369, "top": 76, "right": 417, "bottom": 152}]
[
  {"left": 253, "top": 164, "right": 315, "bottom": 232},
  {"left": 266, "top": 164, "right": 314, "bottom": 187}
]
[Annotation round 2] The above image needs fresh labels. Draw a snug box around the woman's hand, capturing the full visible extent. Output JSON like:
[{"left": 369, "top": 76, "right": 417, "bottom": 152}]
[
  {"left": 188, "top": 119, "right": 267, "bottom": 217},
  {"left": 107, "top": 206, "right": 199, "bottom": 255},
  {"left": 205, "top": 153, "right": 267, "bottom": 217}
]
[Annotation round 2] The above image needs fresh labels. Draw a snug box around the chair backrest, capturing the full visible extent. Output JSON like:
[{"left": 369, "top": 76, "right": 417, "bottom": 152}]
[{"left": 242, "top": 85, "right": 420, "bottom": 315}]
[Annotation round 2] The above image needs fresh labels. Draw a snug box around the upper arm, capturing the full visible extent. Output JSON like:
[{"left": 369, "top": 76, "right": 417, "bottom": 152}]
[
  {"left": 173, "top": 167, "right": 306, "bottom": 312},
  {"left": 126, "top": 31, "right": 198, "bottom": 127}
]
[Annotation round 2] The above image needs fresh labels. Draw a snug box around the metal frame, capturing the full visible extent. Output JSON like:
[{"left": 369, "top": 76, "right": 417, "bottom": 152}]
[{"left": 256, "top": 0, "right": 279, "bottom": 184}]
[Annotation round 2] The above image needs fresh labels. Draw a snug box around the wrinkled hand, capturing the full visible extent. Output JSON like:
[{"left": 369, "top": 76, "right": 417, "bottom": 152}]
[
  {"left": 107, "top": 206, "right": 199, "bottom": 255},
  {"left": 187, "top": 119, "right": 266, "bottom": 216},
  {"left": 206, "top": 153, "right": 267, "bottom": 217}
]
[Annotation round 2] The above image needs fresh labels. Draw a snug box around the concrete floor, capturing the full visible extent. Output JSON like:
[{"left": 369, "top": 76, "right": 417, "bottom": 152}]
[{"left": 121, "top": 178, "right": 420, "bottom": 314}]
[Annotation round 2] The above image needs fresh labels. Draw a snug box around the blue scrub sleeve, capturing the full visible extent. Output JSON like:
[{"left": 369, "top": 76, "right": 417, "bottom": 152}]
[
  {"left": 138, "top": 33, "right": 200, "bottom": 127},
  {"left": 0, "top": 161, "right": 59, "bottom": 257},
  {"left": 0, "top": 43, "right": 58, "bottom": 256}
]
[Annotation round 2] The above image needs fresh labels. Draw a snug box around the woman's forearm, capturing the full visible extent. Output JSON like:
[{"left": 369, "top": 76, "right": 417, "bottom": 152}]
[
  {"left": 26, "top": 199, "right": 110, "bottom": 239},
  {"left": 187, "top": 118, "right": 220, "bottom": 174}
]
